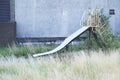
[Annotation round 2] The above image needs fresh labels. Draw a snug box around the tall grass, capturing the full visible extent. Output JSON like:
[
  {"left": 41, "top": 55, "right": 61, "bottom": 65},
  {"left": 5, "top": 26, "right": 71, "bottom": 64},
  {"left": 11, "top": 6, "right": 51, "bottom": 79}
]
[
  {"left": 0, "top": 49, "right": 120, "bottom": 80},
  {"left": 0, "top": 45, "right": 57, "bottom": 57},
  {"left": 0, "top": 44, "right": 92, "bottom": 57}
]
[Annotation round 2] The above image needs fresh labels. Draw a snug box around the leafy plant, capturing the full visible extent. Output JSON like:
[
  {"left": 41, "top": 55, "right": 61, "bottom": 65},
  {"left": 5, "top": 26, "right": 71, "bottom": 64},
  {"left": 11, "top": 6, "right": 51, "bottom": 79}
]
[{"left": 82, "top": 9, "right": 120, "bottom": 49}]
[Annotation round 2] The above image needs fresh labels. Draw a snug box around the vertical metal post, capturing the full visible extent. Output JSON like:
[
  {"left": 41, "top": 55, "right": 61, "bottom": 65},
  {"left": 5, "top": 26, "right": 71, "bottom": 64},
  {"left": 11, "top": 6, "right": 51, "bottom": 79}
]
[
  {"left": 66, "top": 44, "right": 70, "bottom": 52},
  {"left": 88, "top": 28, "right": 92, "bottom": 55}
]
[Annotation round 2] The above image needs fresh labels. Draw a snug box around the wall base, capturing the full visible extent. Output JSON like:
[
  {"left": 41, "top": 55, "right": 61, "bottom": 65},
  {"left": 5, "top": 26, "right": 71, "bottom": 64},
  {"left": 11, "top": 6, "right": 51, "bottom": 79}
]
[{"left": 0, "top": 22, "right": 16, "bottom": 46}]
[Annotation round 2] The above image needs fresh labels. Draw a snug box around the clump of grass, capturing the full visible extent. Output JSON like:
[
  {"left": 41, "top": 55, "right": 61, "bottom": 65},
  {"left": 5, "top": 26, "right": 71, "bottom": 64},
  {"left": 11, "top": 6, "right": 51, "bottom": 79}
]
[
  {"left": 0, "top": 45, "right": 57, "bottom": 57},
  {"left": 0, "top": 49, "right": 120, "bottom": 80}
]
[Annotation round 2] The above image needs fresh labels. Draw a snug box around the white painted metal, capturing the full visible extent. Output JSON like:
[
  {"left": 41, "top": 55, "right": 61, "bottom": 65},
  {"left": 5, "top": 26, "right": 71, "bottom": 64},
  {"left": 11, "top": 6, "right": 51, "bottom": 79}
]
[{"left": 33, "top": 26, "right": 90, "bottom": 57}]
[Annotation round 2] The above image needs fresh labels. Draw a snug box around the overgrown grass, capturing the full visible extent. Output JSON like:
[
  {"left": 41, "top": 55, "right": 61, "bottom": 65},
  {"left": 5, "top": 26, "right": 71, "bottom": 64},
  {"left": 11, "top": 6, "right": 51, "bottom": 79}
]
[
  {"left": 0, "top": 49, "right": 120, "bottom": 80},
  {"left": 0, "top": 45, "right": 57, "bottom": 57},
  {"left": 0, "top": 38, "right": 120, "bottom": 57},
  {"left": 0, "top": 43, "right": 91, "bottom": 57}
]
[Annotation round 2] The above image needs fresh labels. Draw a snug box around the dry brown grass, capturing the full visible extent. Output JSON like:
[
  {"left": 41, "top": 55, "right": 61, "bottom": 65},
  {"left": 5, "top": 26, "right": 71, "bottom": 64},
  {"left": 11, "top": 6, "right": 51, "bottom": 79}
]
[{"left": 0, "top": 49, "right": 120, "bottom": 80}]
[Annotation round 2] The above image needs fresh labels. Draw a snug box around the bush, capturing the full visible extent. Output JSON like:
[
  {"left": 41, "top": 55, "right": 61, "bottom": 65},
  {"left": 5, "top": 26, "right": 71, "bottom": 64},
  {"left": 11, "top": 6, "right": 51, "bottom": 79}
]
[{"left": 82, "top": 9, "right": 120, "bottom": 49}]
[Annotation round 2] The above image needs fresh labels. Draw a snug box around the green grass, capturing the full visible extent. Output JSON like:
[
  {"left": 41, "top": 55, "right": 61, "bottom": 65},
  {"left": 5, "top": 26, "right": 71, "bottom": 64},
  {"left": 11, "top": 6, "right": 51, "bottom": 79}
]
[
  {"left": 0, "top": 36, "right": 120, "bottom": 57},
  {"left": 0, "top": 41, "right": 120, "bottom": 57},
  {"left": 0, "top": 49, "right": 120, "bottom": 80},
  {"left": 0, "top": 43, "right": 89, "bottom": 57},
  {"left": 0, "top": 45, "right": 57, "bottom": 57}
]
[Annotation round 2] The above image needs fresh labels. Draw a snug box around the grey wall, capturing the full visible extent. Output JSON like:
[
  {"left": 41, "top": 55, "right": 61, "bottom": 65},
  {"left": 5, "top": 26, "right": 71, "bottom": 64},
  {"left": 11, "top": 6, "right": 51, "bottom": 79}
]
[
  {"left": 15, "top": 0, "right": 120, "bottom": 38},
  {"left": 10, "top": 0, "right": 15, "bottom": 21},
  {"left": 107, "top": 0, "right": 120, "bottom": 35}
]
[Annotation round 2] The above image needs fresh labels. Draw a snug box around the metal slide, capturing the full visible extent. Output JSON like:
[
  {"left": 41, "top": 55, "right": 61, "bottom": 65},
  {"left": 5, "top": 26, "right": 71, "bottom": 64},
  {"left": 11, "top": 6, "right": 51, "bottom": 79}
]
[{"left": 33, "top": 26, "right": 90, "bottom": 57}]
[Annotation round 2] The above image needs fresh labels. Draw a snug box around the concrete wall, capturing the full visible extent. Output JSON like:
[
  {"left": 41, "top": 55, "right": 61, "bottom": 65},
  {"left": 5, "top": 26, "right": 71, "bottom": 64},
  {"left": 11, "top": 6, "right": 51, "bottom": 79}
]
[
  {"left": 107, "top": 0, "right": 120, "bottom": 35},
  {"left": 15, "top": 0, "right": 120, "bottom": 38},
  {"left": 10, "top": 0, "right": 15, "bottom": 21}
]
